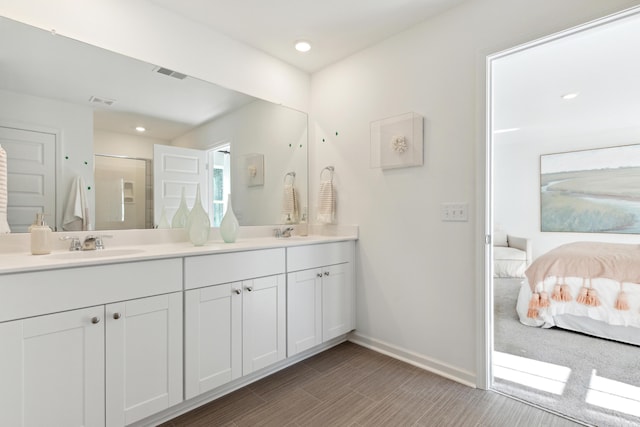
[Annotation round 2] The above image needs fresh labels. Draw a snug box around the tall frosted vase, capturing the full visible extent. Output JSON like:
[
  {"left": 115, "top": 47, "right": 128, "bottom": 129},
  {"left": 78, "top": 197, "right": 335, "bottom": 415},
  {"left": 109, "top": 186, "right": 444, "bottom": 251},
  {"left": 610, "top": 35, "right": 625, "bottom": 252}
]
[
  {"left": 186, "top": 184, "right": 210, "bottom": 246},
  {"left": 220, "top": 194, "right": 239, "bottom": 243},
  {"left": 171, "top": 187, "right": 190, "bottom": 228}
]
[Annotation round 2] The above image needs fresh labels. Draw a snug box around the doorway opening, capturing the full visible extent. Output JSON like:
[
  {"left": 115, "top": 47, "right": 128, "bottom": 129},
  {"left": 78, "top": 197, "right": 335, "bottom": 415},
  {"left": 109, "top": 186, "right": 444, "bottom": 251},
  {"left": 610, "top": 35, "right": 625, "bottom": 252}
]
[
  {"left": 486, "top": 6, "right": 640, "bottom": 426},
  {"left": 208, "top": 144, "right": 230, "bottom": 227}
]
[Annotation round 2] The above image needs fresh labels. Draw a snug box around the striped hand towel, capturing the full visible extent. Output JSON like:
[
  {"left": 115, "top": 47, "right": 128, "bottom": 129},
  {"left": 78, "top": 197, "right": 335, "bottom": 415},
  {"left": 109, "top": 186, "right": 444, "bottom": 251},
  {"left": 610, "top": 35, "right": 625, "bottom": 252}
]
[
  {"left": 281, "top": 184, "right": 299, "bottom": 223},
  {"left": 0, "top": 145, "right": 10, "bottom": 233},
  {"left": 317, "top": 180, "right": 335, "bottom": 224}
]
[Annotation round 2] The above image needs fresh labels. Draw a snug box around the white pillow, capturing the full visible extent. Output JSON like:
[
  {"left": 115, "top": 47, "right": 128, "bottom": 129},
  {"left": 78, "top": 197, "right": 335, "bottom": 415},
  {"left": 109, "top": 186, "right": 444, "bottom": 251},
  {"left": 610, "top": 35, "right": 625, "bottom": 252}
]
[{"left": 493, "top": 231, "right": 508, "bottom": 247}]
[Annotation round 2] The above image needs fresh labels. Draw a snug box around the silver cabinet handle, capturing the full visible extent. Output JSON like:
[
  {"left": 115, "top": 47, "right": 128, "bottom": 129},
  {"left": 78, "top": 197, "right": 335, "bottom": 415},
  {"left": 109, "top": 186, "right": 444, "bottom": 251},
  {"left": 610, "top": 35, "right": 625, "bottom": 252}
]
[
  {"left": 246, "top": 286, "right": 253, "bottom": 292},
  {"left": 234, "top": 289, "right": 241, "bottom": 295},
  {"left": 113, "top": 313, "right": 121, "bottom": 320},
  {"left": 316, "top": 273, "right": 322, "bottom": 278},
  {"left": 324, "top": 271, "right": 330, "bottom": 276},
  {"left": 91, "top": 316, "right": 101, "bottom": 324}
]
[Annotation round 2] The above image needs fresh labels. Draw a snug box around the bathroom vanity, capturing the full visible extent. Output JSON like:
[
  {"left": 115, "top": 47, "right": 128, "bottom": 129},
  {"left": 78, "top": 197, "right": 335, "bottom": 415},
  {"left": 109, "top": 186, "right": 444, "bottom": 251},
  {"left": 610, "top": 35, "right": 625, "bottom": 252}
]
[{"left": 0, "top": 228, "right": 357, "bottom": 426}]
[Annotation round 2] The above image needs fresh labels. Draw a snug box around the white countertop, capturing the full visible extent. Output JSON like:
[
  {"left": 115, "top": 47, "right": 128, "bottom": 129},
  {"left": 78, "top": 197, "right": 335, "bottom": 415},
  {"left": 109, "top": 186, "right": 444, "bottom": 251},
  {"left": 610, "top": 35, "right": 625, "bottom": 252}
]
[{"left": 0, "top": 226, "right": 358, "bottom": 274}]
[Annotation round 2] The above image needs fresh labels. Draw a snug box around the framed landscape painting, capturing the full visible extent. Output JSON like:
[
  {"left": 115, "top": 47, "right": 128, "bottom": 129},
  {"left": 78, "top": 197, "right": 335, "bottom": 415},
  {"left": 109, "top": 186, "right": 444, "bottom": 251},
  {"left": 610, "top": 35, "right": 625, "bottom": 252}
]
[{"left": 540, "top": 144, "right": 640, "bottom": 234}]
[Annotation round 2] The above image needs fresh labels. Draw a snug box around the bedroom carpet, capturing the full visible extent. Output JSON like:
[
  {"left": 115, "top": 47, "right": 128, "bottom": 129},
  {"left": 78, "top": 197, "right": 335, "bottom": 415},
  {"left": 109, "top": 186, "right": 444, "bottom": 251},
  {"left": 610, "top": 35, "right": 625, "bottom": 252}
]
[{"left": 493, "top": 278, "right": 640, "bottom": 427}]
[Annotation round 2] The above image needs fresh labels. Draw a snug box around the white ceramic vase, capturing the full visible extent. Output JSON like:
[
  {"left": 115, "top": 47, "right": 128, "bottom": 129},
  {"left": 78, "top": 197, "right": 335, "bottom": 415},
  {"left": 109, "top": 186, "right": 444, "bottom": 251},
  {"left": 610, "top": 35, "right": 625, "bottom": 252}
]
[
  {"left": 186, "top": 184, "right": 210, "bottom": 246},
  {"left": 171, "top": 186, "right": 190, "bottom": 228},
  {"left": 220, "top": 193, "right": 239, "bottom": 243}
]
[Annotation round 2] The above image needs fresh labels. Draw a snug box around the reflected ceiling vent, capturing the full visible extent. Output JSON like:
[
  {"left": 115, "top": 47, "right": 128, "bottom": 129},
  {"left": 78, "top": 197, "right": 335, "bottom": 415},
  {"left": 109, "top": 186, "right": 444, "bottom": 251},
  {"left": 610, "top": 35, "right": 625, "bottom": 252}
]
[
  {"left": 88, "top": 95, "right": 117, "bottom": 106},
  {"left": 153, "top": 66, "right": 187, "bottom": 80}
]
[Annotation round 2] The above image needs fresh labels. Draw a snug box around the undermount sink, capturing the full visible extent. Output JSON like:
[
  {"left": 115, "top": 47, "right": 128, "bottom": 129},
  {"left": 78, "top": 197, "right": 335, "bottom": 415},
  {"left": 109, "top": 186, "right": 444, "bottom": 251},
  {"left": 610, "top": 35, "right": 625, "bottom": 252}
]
[{"left": 49, "top": 248, "right": 145, "bottom": 260}]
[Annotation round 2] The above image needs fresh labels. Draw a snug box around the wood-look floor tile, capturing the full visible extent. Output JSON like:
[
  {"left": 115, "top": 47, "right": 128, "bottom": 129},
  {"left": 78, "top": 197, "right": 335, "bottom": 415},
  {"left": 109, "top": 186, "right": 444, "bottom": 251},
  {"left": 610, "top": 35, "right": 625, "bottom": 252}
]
[
  {"left": 233, "top": 387, "right": 321, "bottom": 427},
  {"left": 350, "top": 358, "right": 420, "bottom": 402},
  {"left": 355, "top": 387, "right": 437, "bottom": 426},
  {"left": 162, "top": 342, "right": 584, "bottom": 427},
  {"left": 295, "top": 385, "right": 377, "bottom": 427},
  {"left": 301, "top": 341, "right": 362, "bottom": 373},
  {"left": 248, "top": 362, "right": 318, "bottom": 401},
  {"left": 300, "top": 362, "right": 372, "bottom": 401},
  {"left": 169, "top": 387, "right": 265, "bottom": 427}
]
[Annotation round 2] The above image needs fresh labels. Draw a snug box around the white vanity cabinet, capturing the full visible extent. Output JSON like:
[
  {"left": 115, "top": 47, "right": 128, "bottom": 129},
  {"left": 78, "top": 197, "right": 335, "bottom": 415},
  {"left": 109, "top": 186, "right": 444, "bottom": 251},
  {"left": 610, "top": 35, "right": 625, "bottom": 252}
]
[
  {"left": 0, "top": 305, "right": 106, "bottom": 427},
  {"left": 184, "top": 249, "right": 286, "bottom": 399},
  {"left": 286, "top": 241, "right": 355, "bottom": 356},
  {"left": 0, "top": 258, "right": 183, "bottom": 427},
  {"left": 106, "top": 292, "right": 183, "bottom": 427}
]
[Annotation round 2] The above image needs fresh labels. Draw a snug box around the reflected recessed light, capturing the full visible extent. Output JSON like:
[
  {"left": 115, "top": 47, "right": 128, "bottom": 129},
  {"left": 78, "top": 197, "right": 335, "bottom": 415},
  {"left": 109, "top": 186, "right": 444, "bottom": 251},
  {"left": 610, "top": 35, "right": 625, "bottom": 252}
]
[
  {"left": 493, "top": 127, "right": 520, "bottom": 134},
  {"left": 561, "top": 92, "right": 579, "bottom": 100},
  {"left": 294, "top": 40, "right": 311, "bottom": 53},
  {"left": 135, "top": 126, "right": 146, "bottom": 132}
]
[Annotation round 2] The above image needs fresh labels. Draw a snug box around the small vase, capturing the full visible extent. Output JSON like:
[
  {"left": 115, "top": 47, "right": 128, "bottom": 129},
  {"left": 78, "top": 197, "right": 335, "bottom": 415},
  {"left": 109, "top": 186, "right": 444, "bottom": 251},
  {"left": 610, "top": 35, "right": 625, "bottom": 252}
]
[
  {"left": 171, "top": 186, "right": 190, "bottom": 229},
  {"left": 220, "top": 193, "right": 239, "bottom": 243},
  {"left": 157, "top": 205, "right": 171, "bottom": 229},
  {"left": 187, "top": 184, "right": 210, "bottom": 246}
]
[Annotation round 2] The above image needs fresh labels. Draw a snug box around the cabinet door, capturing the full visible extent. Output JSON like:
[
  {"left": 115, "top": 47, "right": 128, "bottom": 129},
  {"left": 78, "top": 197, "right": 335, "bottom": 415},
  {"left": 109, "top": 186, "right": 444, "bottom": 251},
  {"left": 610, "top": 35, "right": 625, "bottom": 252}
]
[
  {"left": 106, "top": 293, "right": 183, "bottom": 427},
  {"left": 243, "top": 274, "right": 286, "bottom": 375},
  {"left": 185, "top": 283, "right": 242, "bottom": 399},
  {"left": 0, "top": 306, "right": 105, "bottom": 427},
  {"left": 287, "top": 269, "right": 322, "bottom": 357},
  {"left": 322, "top": 263, "right": 353, "bottom": 341}
]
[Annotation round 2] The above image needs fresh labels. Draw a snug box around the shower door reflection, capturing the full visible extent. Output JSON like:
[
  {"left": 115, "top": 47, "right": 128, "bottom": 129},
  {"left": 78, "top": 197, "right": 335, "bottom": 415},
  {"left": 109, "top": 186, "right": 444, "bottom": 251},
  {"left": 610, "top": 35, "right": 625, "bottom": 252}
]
[{"left": 94, "top": 155, "right": 153, "bottom": 230}]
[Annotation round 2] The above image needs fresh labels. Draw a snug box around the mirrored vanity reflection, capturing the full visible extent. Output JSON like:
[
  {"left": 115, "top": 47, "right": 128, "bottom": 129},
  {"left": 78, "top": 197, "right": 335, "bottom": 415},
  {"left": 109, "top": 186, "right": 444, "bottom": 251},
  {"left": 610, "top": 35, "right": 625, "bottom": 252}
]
[{"left": 0, "top": 16, "right": 308, "bottom": 232}]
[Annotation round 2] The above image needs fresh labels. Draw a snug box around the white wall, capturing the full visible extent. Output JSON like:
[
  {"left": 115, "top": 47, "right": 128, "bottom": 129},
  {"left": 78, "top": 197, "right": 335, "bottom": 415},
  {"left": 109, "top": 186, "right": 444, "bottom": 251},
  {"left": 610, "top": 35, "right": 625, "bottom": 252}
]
[
  {"left": 172, "top": 100, "right": 308, "bottom": 226},
  {"left": 310, "top": 0, "right": 640, "bottom": 384},
  {"left": 0, "top": 0, "right": 309, "bottom": 112},
  {"left": 94, "top": 129, "right": 170, "bottom": 160},
  {"left": 0, "top": 88, "right": 94, "bottom": 232},
  {"left": 5, "top": 0, "right": 640, "bottom": 386},
  {"left": 495, "top": 129, "right": 640, "bottom": 259}
]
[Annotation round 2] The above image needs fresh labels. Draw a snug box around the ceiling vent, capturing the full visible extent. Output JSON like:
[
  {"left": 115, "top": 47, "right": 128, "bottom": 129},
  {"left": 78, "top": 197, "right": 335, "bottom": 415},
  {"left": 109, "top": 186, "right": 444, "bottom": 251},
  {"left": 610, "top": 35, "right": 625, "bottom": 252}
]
[
  {"left": 153, "top": 66, "right": 187, "bottom": 80},
  {"left": 88, "top": 95, "right": 117, "bottom": 106}
]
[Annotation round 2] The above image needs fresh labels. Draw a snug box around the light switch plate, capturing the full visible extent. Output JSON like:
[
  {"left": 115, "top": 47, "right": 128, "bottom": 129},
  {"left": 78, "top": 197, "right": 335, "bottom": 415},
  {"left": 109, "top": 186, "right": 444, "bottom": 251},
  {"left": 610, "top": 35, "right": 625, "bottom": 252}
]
[{"left": 441, "top": 202, "right": 468, "bottom": 222}]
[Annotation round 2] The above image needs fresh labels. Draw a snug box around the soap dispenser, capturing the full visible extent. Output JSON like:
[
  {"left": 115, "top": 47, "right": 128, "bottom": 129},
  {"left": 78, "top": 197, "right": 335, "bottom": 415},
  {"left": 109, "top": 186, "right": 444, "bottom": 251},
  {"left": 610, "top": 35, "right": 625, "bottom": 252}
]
[{"left": 30, "top": 213, "right": 52, "bottom": 255}]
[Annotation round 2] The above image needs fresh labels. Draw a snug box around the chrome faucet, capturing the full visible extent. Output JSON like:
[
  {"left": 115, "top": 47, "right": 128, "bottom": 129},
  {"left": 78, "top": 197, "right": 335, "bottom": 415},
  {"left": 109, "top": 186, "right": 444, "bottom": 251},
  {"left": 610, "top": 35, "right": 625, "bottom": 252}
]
[
  {"left": 60, "top": 234, "right": 112, "bottom": 251},
  {"left": 274, "top": 227, "right": 294, "bottom": 238}
]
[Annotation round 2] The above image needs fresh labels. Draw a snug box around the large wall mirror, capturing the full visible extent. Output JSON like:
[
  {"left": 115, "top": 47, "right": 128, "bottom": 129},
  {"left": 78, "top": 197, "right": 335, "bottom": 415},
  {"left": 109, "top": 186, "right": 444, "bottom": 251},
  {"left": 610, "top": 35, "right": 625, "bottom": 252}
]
[{"left": 0, "top": 16, "right": 308, "bottom": 233}]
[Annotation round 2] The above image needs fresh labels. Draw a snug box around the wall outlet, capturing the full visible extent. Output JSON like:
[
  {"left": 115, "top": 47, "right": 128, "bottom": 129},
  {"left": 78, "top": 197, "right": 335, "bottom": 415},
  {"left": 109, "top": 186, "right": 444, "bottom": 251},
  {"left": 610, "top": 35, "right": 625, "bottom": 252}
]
[{"left": 441, "top": 202, "right": 468, "bottom": 222}]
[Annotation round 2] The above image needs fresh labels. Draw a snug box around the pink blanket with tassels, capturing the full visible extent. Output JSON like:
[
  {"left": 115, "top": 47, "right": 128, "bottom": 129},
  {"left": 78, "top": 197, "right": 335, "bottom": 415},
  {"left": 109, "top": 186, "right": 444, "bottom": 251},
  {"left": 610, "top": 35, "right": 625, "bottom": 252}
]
[{"left": 525, "top": 242, "right": 640, "bottom": 290}]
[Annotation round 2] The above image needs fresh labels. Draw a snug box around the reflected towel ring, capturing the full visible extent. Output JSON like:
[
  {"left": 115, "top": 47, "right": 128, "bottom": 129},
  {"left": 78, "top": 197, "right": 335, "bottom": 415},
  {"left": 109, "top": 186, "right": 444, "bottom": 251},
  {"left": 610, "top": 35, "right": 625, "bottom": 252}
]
[
  {"left": 320, "top": 166, "right": 334, "bottom": 182},
  {"left": 284, "top": 171, "right": 296, "bottom": 184}
]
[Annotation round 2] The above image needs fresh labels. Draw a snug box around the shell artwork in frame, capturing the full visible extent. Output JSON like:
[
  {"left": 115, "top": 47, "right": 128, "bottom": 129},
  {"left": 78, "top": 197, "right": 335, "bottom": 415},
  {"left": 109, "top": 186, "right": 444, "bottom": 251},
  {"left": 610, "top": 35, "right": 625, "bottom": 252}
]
[
  {"left": 370, "top": 112, "right": 423, "bottom": 169},
  {"left": 392, "top": 135, "right": 408, "bottom": 153}
]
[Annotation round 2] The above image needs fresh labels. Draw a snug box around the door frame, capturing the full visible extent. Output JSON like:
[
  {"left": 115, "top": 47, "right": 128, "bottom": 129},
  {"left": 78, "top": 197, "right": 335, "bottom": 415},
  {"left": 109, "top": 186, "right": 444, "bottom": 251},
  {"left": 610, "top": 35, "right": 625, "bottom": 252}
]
[{"left": 480, "top": 5, "right": 640, "bottom": 390}]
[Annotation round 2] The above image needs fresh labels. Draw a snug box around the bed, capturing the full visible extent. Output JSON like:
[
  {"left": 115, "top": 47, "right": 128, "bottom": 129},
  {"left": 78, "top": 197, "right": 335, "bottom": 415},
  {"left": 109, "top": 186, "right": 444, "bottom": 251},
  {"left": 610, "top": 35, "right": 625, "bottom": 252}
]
[{"left": 516, "top": 241, "right": 640, "bottom": 346}]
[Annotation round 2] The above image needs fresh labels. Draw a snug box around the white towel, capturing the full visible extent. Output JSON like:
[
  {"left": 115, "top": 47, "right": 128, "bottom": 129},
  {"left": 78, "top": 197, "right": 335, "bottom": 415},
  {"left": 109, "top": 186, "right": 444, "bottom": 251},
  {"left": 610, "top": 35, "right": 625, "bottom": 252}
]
[
  {"left": 281, "top": 184, "right": 299, "bottom": 223},
  {"left": 62, "top": 176, "right": 88, "bottom": 231},
  {"left": 317, "top": 180, "right": 335, "bottom": 224},
  {"left": 0, "top": 145, "right": 10, "bottom": 233}
]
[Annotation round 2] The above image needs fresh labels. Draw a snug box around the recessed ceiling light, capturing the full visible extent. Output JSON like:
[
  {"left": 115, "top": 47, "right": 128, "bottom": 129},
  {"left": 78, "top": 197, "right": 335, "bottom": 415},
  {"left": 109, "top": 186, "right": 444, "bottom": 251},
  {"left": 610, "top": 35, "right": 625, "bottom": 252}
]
[
  {"left": 561, "top": 92, "right": 579, "bottom": 100},
  {"left": 294, "top": 40, "right": 311, "bottom": 53},
  {"left": 135, "top": 126, "right": 146, "bottom": 132}
]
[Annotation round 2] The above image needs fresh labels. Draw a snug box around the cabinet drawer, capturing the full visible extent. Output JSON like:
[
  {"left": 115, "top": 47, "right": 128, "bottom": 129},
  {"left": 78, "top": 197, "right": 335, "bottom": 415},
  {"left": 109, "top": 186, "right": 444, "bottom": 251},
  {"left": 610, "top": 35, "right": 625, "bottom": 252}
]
[
  {"left": 0, "top": 258, "right": 182, "bottom": 323},
  {"left": 287, "top": 241, "right": 354, "bottom": 272},
  {"left": 185, "top": 248, "right": 285, "bottom": 290}
]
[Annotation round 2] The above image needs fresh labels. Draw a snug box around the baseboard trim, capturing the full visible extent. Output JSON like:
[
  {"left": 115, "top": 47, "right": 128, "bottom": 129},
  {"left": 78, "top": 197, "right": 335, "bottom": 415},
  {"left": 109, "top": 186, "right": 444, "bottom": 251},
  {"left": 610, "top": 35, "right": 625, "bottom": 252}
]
[{"left": 348, "top": 331, "right": 477, "bottom": 387}]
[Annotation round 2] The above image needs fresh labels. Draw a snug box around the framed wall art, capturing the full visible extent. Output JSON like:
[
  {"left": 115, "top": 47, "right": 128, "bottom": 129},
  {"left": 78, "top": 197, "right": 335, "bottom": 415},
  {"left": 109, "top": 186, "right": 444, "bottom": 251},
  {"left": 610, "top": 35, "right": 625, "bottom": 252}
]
[{"left": 540, "top": 144, "right": 640, "bottom": 234}]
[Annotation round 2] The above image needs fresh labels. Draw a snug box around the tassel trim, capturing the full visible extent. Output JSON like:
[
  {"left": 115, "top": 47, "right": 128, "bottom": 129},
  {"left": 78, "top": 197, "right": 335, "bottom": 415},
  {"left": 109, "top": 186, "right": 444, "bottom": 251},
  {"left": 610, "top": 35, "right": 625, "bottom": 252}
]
[
  {"left": 586, "top": 288, "right": 601, "bottom": 307},
  {"left": 576, "top": 286, "right": 589, "bottom": 305},
  {"left": 527, "top": 292, "right": 540, "bottom": 318},
  {"left": 559, "top": 284, "right": 572, "bottom": 302},
  {"left": 539, "top": 291, "right": 550, "bottom": 308},
  {"left": 615, "top": 290, "right": 630, "bottom": 311}
]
